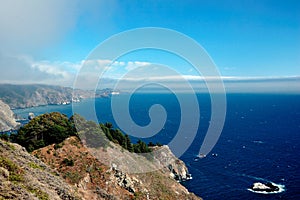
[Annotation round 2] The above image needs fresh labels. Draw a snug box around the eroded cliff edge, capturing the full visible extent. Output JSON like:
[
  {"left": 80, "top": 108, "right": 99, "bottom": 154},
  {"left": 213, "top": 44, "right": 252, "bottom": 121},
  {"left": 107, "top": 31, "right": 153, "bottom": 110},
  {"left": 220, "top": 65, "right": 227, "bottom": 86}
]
[
  {"left": 0, "top": 100, "right": 19, "bottom": 132},
  {"left": 0, "top": 136, "right": 201, "bottom": 199},
  {"left": 33, "top": 136, "right": 201, "bottom": 200}
]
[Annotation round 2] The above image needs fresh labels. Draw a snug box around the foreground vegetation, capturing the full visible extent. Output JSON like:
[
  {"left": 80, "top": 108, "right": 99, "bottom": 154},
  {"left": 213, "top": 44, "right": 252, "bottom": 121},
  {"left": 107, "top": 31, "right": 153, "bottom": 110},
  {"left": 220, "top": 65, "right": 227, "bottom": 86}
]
[{"left": 1, "top": 112, "right": 155, "bottom": 153}]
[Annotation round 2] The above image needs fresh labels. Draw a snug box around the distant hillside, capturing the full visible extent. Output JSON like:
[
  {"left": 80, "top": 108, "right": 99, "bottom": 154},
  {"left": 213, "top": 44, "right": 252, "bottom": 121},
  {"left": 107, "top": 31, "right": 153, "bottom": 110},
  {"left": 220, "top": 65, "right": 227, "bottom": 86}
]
[
  {"left": 0, "top": 84, "right": 79, "bottom": 109},
  {"left": 0, "top": 84, "right": 118, "bottom": 109}
]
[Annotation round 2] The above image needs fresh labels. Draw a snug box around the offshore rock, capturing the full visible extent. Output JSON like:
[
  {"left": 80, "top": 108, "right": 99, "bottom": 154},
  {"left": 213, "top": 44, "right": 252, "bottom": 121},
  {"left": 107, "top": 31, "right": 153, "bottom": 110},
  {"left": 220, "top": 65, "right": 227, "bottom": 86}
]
[{"left": 251, "top": 182, "right": 280, "bottom": 192}]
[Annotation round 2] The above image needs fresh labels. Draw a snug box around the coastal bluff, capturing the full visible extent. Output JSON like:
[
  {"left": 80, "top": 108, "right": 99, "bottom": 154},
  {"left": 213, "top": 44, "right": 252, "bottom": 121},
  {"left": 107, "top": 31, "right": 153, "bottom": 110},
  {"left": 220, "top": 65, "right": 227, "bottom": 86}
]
[
  {"left": 0, "top": 84, "right": 117, "bottom": 109},
  {"left": 0, "top": 100, "right": 19, "bottom": 132},
  {"left": 32, "top": 136, "right": 201, "bottom": 200},
  {"left": 0, "top": 84, "right": 86, "bottom": 109}
]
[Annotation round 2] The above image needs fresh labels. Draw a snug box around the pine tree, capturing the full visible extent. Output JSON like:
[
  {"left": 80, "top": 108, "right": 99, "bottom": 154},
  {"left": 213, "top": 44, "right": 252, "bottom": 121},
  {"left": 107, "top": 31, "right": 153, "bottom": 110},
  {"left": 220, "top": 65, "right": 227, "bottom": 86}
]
[{"left": 125, "top": 134, "right": 133, "bottom": 152}]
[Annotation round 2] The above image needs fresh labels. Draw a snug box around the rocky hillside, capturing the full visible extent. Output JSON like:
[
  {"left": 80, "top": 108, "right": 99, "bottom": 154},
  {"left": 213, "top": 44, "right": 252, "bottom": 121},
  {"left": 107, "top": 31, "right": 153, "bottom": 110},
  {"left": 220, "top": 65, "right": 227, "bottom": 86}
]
[
  {"left": 0, "top": 84, "right": 119, "bottom": 109},
  {"left": 1, "top": 112, "right": 201, "bottom": 199},
  {"left": 0, "top": 139, "right": 82, "bottom": 200},
  {"left": 33, "top": 136, "right": 201, "bottom": 200},
  {"left": 0, "top": 100, "right": 19, "bottom": 132},
  {"left": 0, "top": 84, "right": 87, "bottom": 109}
]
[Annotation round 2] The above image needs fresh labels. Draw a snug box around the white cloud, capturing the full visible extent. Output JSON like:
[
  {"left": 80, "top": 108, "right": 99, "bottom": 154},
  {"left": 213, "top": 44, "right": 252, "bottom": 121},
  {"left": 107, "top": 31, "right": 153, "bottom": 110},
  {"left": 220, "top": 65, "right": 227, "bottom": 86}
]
[
  {"left": 125, "top": 61, "right": 151, "bottom": 71},
  {"left": 0, "top": 53, "right": 80, "bottom": 86},
  {"left": 1, "top": 54, "right": 299, "bottom": 94},
  {"left": 31, "top": 61, "right": 69, "bottom": 78}
]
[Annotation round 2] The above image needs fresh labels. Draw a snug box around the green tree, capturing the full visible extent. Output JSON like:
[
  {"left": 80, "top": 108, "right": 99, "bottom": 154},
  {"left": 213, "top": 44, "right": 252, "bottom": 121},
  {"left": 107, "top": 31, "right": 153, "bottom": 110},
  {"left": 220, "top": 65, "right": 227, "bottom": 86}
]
[
  {"left": 98, "top": 118, "right": 154, "bottom": 153},
  {"left": 11, "top": 112, "right": 75, "bottom": 152},
  {"left": 125, "top": 134, "right": 133, "bottom": 152},
  {"left": 104, "top": 122, "right": 113, "bottom": 129}
]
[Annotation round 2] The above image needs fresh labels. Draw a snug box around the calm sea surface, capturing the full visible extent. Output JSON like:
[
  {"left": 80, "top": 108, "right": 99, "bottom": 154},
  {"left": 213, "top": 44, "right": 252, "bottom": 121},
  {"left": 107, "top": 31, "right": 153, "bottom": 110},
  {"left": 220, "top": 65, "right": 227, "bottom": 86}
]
[{"left": 14, "top": 93, "right": 300, "bottom": 199}]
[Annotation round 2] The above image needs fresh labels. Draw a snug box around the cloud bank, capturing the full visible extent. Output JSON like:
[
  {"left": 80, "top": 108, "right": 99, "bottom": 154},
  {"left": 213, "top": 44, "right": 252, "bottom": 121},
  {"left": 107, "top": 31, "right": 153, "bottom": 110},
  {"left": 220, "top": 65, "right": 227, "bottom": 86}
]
[
  {"left": 0, "top": 55, "right": 299, "bottom": 94},
  {"left": 99, "top": 75, "right": 300, "bottom": 94}
]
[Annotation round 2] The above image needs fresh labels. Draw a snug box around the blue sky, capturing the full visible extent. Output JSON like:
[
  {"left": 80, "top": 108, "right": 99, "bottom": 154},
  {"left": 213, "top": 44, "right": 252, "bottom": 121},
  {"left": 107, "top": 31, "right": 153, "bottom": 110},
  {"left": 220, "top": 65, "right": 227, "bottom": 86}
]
[{"left": 0, "top": 0, "right": 299, "bottom": 92}]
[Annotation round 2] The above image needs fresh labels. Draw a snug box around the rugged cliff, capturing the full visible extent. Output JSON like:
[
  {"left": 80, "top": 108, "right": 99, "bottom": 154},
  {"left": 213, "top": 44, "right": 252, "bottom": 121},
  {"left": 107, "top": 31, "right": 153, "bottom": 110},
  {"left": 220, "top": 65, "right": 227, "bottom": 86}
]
[
  {"left": 0, "top": 111, "right": 201, "bottom": 199},
  {"left": 33, "top": 136, "right": 201, "bottom": 200},
  {"left": 151, "top": 145, "right": 192, "bottom": 182},
  {"left": 0, "top": 100, "right": 19, "bottom": 132}
]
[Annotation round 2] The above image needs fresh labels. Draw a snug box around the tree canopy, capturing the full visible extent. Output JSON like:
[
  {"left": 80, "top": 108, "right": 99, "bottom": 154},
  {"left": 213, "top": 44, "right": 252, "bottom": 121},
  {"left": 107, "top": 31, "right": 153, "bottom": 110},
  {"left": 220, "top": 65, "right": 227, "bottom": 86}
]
[
  {"left": 10, "top": 112, "right": 75, "bottom": 152},
  {"left": 99, "top": 123, "right": 152, "bottom": 153},
  {"left": 5, "top": 112, "right": 156, "bottom": 154}
]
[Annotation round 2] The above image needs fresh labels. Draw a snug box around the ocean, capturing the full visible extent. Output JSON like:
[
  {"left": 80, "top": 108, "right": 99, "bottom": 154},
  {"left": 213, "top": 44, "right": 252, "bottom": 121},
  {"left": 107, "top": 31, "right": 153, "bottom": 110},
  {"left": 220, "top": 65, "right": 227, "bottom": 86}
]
[{"left": 14, "top": 93, "right": 300, "bottom": 199}]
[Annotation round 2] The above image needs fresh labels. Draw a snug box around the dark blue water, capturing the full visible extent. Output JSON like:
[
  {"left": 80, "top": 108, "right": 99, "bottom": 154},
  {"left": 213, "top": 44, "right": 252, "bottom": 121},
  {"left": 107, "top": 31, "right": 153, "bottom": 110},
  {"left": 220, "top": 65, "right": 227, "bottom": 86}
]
[{"left": 14, "top": 94, "right": 300, "bottom": 199}]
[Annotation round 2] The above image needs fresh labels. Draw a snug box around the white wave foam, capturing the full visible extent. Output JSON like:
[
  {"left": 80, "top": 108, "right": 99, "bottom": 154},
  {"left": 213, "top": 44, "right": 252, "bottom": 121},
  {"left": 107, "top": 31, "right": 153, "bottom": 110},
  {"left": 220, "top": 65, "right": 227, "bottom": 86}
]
[
  {"left": 253, "top": 140, "right": 264, "bottom": 144},
  {"left": 248, "top": 182, "right": 285, "bottom": 194}
]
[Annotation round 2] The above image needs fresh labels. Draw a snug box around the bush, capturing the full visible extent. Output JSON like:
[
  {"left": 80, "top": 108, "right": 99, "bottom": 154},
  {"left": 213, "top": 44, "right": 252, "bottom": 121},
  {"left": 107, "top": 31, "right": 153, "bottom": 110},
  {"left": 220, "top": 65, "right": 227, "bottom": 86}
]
[
  {"left": 54, "top": 143, "right": 63, "bottom": 150},
  {"left": 62, "top": 158, "right": 74, "bottom": 166},
  {"left": 28, "top": 162, "right": 44, "bottom": 170}
]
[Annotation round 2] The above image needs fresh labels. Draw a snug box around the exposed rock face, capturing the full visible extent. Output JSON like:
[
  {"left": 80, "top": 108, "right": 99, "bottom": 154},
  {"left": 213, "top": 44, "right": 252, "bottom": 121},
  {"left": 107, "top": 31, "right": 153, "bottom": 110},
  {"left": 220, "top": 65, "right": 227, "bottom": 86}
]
[
  {"left": 33, "top": 136, "right": 202, "bottom": 200},
  {"left": 152, "top": 145, "right": 191, "bottom": 181},
  {"left": 0, "top": 100, "right": 19, "bottom": 132},
  {"left": 0, "top": 139, "right": 82, "bottom": 199},
  {"left": 33, "top": 137, "right": 137, "bottom": 200}
]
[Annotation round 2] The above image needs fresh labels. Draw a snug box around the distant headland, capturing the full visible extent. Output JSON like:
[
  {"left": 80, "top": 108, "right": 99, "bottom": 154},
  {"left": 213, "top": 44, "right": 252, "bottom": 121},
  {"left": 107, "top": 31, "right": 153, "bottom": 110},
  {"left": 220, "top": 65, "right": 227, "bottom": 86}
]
[{"left": 0, "top": 84, "right": 120, "bottom": 109}]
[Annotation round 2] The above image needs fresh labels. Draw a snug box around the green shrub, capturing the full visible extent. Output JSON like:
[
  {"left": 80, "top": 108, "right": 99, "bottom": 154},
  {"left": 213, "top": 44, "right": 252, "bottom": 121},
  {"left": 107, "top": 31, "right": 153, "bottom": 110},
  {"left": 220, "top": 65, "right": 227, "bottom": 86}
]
[
  {"left": 0, "top": 156, "right": 24, "bottom": 182},
  {"left": 63, "top": 171, "right": 82, "bottom": 184},
  {"left": 26, "top": 186, "right": 49, "bottom": 200},
  {"left": 28, "top": 162, "right": 44, "bottom": 170},
  {"left": 54, "top": 143, "right": 63, "bottom": 150},
  {"left": 62, "top": 158, "right": 74, "bottom": 166}
]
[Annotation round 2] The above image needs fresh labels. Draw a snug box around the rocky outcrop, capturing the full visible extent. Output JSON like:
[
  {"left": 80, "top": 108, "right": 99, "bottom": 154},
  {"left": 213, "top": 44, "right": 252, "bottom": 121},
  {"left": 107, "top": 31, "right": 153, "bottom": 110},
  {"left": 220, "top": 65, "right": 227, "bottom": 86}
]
[
  {"left": 112, "top": 167, "right": 137, "bottom": 193},
  {"left": 251, "top": 182, "right": 280, "bottom": 192},
  {"left": 0, "top": 100, "right": 19, "bottom": 132},
  {"left": 152, "top": 145, "right": 192, "bottom": 181},
  {"left": 0, "top": 139, "right": 82, "bottom": 199},
  {"left": 33, "top": 136, "right": 202, "bottom": 200}
]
